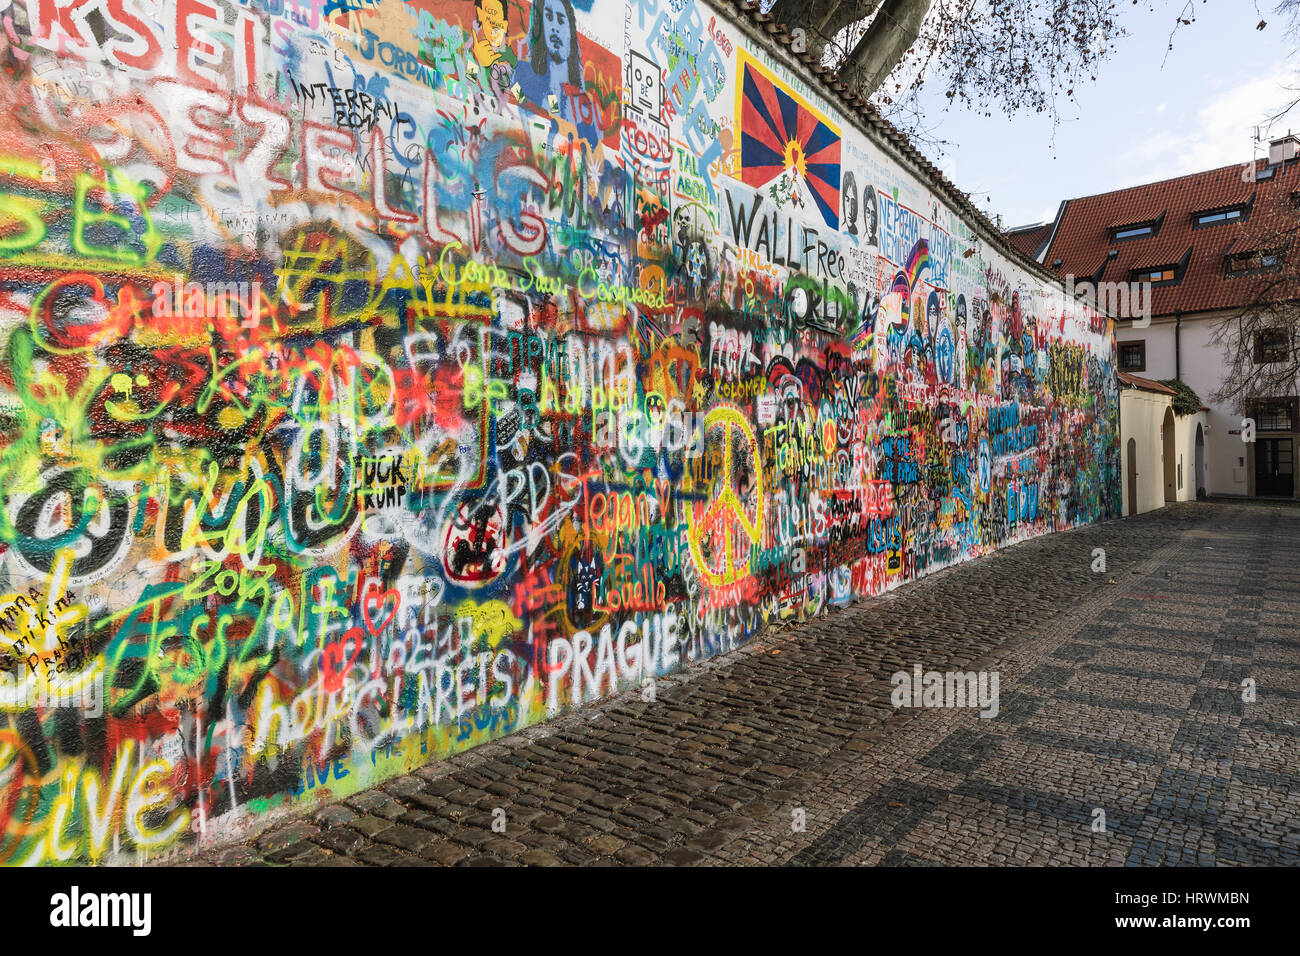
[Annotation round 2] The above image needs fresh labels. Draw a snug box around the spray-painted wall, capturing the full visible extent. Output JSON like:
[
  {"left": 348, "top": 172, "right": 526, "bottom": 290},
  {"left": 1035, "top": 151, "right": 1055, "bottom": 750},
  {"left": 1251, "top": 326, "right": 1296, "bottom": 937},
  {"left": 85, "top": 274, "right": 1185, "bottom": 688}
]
[{"left": 0, "top": 0, "right": 1119, "bottom": 863}]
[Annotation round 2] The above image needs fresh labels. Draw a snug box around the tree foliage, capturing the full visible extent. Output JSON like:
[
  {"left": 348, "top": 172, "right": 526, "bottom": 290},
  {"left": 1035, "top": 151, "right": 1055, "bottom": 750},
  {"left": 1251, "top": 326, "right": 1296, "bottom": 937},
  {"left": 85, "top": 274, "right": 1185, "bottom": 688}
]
[{"left": 1159, "top": 378, "right": 1204, "bottom": 417}]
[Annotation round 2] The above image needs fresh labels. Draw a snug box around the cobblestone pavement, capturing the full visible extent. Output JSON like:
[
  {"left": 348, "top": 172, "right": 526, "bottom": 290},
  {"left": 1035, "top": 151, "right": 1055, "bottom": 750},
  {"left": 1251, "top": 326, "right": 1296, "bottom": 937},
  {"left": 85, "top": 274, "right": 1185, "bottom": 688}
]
[{"left": 188, "top": 502, "right": 1300, "bottom": 866}]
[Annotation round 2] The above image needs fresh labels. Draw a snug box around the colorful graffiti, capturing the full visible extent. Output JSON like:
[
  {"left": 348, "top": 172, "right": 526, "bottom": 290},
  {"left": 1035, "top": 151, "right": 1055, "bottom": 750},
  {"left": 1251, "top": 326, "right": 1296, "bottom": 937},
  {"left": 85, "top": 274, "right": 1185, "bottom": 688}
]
[{"left": 0, "top": 0, "right": 1119, "bottom": 864}]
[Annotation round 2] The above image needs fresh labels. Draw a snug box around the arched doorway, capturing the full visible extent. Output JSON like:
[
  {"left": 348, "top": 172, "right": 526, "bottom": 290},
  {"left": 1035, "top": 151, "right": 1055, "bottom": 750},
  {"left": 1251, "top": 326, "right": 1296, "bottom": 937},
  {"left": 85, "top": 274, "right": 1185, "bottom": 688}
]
[
  {"left": 1162, "top": 408, "right": 1176, "bottom": 503},
  {"left": 1195, "top": 423, "right": 1206, "bottom": 498},
  {"left": 1126, "top": 437, "right": 1138, "bottom": 515}
]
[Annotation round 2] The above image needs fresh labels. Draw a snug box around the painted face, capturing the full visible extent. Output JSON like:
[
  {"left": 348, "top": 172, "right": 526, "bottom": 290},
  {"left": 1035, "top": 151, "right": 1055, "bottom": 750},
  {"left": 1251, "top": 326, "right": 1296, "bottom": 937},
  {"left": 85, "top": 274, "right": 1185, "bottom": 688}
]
[
  {"left": 480, "top": 0, "right": 506, "bottom": 48},
  {"left": 543, "top": 2, "right": 571, "bottom": 64},
  {"left": 843, "top": 189, "right": 857, "bottom": 226}
]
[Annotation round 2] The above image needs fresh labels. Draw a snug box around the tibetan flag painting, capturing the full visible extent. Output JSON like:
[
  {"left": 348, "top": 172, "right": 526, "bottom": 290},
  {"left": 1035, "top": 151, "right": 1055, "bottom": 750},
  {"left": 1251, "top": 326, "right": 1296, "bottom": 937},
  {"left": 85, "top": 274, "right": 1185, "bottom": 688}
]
[{"left": 736, "top": 49, "right": 842, "bottom": 230}]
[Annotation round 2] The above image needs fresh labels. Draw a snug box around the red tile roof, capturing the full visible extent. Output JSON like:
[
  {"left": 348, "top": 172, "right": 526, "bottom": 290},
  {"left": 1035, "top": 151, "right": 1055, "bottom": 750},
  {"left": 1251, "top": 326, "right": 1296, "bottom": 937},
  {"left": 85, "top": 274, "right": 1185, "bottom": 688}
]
[
  {"left": 1019, "top": 158, "right": 1300, "bottom": 318},
  {"left": 1118, "top": 371, "right": 1177, "bottom": 395},
  {"left": 1004, "top": 223, "right": 1052, "bottom": 260},
  {"left": 1128, "top": 240, "right": 1192, "bottom": 273}
]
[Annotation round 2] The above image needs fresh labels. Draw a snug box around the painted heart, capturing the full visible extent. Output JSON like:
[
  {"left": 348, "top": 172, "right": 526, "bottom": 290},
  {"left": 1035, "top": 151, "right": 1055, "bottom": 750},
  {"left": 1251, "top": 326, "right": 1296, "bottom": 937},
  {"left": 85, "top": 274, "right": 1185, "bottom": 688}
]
[
  {"left": 363, "top": 582, "right": 400, "bottom": 638},
  {"left": 321, "top": 626, "right": 367, "bottom": 694}
]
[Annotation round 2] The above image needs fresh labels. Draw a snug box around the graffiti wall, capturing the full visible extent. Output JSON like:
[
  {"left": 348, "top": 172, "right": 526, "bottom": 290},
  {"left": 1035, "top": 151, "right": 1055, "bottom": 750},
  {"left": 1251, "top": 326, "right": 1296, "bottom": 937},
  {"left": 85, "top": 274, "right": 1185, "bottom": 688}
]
[{"left": 0, "top": 0, "right": 1119, "bottom": 863}]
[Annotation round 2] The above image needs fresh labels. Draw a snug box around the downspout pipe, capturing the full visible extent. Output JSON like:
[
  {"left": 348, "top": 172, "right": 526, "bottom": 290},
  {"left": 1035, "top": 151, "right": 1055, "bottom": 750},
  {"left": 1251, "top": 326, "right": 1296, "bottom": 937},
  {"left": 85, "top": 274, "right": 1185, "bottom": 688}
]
[{"left": 1175, "top": 310, "right": 1182, "bottom": 381}]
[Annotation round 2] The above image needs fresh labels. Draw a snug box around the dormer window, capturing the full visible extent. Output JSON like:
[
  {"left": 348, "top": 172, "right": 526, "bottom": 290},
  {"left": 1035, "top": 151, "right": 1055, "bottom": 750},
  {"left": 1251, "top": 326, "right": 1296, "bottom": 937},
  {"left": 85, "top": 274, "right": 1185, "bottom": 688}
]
[
  {"left": 1227, "top": 248, "right": 1284, "bottom": 275},
  {"left": 1109, "top": 213, "right": 1164, "bottom": 242},
  {"left": 1113, "top": 224, "right": 1153, "bottom": 240},
  {"left": 1194, "top": 204, "right": 1248, "bottom": 227},
  {"left": 1134, "top": 266, "right": 1178, "bottom": 284}
]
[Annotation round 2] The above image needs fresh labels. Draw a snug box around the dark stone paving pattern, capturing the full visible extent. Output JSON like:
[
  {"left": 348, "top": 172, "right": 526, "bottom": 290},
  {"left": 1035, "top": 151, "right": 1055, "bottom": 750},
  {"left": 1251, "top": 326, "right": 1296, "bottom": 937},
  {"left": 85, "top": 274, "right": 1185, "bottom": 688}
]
[{"left": 181, "top": 503, "right": 1300, "bottom": 867}]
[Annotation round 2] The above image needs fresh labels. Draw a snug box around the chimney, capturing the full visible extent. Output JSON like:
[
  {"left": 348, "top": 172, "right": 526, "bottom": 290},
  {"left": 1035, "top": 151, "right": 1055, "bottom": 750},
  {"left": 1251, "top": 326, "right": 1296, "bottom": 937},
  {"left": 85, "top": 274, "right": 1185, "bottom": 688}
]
[{"left": 1268, "top": 132, "right": 1299, "bottom": 166}]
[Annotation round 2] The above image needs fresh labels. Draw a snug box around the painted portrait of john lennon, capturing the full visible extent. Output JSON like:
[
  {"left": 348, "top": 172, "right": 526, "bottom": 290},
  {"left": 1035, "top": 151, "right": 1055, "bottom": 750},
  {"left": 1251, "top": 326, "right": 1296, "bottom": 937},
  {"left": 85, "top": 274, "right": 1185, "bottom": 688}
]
[
  {"left": 863, "top": 182, "right": 879, "bottom": 246},
  {"left": 842, "top": 170, "right": 859, "bottom": 236}
]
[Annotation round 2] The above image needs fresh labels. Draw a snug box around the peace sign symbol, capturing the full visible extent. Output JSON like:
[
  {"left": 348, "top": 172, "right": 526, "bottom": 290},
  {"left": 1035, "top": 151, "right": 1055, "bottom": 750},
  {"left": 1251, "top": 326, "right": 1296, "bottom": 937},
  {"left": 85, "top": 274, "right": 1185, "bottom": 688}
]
[
  {"left": 977, "top": 436, "right": 992, "bottom": 494},
  {"left": 686, "top": 407, "right": 765, "bottom": 588}
]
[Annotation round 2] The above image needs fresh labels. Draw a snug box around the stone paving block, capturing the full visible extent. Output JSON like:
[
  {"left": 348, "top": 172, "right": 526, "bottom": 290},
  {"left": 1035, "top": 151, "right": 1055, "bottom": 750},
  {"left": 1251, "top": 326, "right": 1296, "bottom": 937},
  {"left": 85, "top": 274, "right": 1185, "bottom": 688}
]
[
  {"left": 266, "top": 842, "right": 337, "bottom": 865},
  {"left": 310, "top": 828, "right": 367, "bottom": 856},
  {"left": 254, "top": 822, "right": 320, "bottom": 853},
  {"left": 520, "top": 849, "right": 566, "bottom": 866},
  {"left": 418, "top": 840, "right": 475, "bottom": 866},
  {"left": 313, "top": 804, "right": 359, "bottom": 828},
  {"left": 346, "top": 791, "right": 407, "bottom": 819},
  {"left": 355, "top": 844, "right": 413, "bottom": 866},
  {"left": 349, "top": 815, "right": 397, "bottom": 839},
  {"left": 373, "top": 824, "right": 439, "bottom": 853},
  {"left": 206, "top": 845, "right": 272, "bottom": 866},
  {"left": 614, "top": 845, "right": 657, "bottom": 865}
]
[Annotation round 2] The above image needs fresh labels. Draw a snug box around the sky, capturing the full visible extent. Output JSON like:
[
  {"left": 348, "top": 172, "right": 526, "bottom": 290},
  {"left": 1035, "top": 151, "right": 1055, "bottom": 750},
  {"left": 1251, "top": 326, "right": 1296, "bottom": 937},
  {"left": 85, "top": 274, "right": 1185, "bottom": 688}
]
[{"left": 902, "top": 0, "right": 1300, "bottom": 229}]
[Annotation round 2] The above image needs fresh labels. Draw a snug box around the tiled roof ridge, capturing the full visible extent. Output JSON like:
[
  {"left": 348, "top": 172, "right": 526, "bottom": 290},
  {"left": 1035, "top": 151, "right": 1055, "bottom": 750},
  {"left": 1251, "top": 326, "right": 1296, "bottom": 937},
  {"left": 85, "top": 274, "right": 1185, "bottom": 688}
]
[
  {"left": 1117, "top": 371, "right": 1178, "bottom": 395},
  {"left": 1062, "top": 158, "right": 1275, "bottom": 206}
]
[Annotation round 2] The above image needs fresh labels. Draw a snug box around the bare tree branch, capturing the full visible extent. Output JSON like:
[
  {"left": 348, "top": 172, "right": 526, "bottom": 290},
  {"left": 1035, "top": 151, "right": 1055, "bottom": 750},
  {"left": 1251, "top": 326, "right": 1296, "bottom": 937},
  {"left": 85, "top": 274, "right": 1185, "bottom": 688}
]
[
  {"left": 1211, "top": 191, "right": 1300, "bottom": 412},
  {"left": 763, "top": 1, "right": 1231, "bottom": 144}
]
